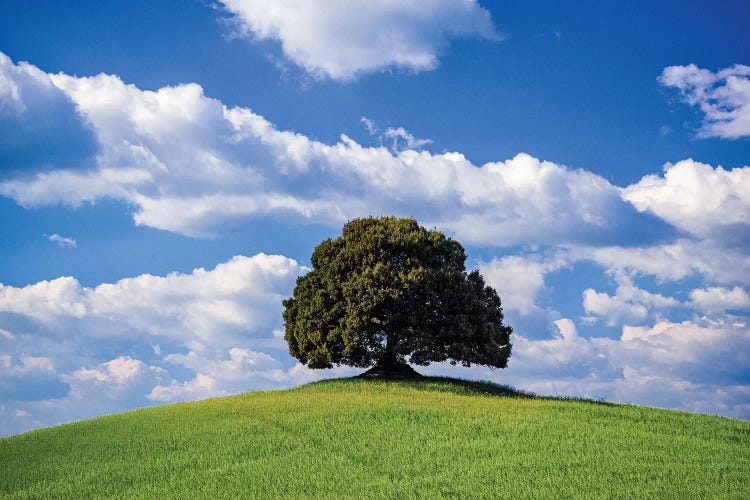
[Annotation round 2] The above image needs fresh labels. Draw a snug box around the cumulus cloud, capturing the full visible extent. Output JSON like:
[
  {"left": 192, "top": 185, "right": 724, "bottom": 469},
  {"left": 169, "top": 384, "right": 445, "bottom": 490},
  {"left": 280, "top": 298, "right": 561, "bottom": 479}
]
[
  {"left": 72, "top": 356, "right": 155, "bottom": 386},
  {"left": 148, "top": 348, "right": 282, "bottom": 401},
  {"left": 0, "top": 253, "right": 306, "bottom": 353},
  {"left": 0, "top": 52, "right": 672, "bottom": 248},
  {"left": 0, "top": 52, "right": 98, "bottom": 174},
  {"left": 2, "top": 52, "right": 749, "bottom": 432},
  {"left": 482, "top": 240, "right": 750, "bottom": 324},
  {"left": 423, "top": 316, "right": 750, "bottom": 419},
  {"left": 571, "top": 240, "right": 750, "bottom": 285},
  {"left": 552, "top": 318, "right": 578, "bottom": 340},
  {"left": 83, "top": 254, "right": 299, "bottom": 346},
  {"left": 623, "top": 159, "right": 750, "bottom": 245},
  {"left": 1, "top": 355, "right": 54, "bottom": 376},
  {"left": 147, "top": 373, "right": 222, "bottom": 402},
  {"left": 478, "top": 238, "right": 750, "bottom": 328},
  {"left": 0, "top": 276, "right": 86, "bottom": 321},
  {"left": 2, "top": 252, "right": 749, "bottom": 434},
  {"left": 219, "top": 0, "right": 500, "bottom": 81},
  {"left": 582, "top": 272, "right": 680, "bottom": 327},
  {"left": 2, "top": 167, "right": 152, "bottom": 208},
  {"left": 480, "top": 252, "right": 569, "bottom": 315},
  {"left": 147, "top": 348, "right": 358, "bottom": 402},
  {"left": 689, "top": 286, "right": 750, "bottom": 314},
  {"left": 0, "top": 53, "right": 745, "bottom": 265},
  {"left": 618, "top": 319, "right": 750, "bottom": 384},
  {"left": 0, "top": 355, "right": 170, "bottom": 436},
  {"left": 659, "top": 64, "right": 750, "bottom": 138},
  {"left": 0, "top": 253, "right": 312, "bottom": 435}
]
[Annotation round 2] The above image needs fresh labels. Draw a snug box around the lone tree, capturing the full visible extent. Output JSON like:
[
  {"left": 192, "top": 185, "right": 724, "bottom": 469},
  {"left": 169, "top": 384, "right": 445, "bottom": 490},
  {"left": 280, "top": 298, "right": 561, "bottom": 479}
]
[{"left": 283, "top": 216, "right": 512, "bottom": 377}]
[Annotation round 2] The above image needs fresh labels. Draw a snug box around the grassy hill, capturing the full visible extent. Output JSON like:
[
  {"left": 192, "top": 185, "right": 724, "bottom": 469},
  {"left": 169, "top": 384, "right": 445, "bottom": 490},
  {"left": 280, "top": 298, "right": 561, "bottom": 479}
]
[{"left": 2, "top": 377, "right": 749, "bottom": 498}]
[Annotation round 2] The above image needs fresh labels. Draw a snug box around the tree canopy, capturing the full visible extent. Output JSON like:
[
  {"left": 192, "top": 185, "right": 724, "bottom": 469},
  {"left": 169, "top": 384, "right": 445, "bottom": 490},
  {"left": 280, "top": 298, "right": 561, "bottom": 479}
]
[{"left": 283, "top": 216, "right": 512, "bottom": 373}]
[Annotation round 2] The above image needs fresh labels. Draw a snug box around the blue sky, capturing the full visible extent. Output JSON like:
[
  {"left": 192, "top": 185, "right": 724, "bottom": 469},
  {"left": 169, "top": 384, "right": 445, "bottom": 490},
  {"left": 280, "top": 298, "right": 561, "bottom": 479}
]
[{"left": 1, "top": 0, "right": 749, "bottom": 435}]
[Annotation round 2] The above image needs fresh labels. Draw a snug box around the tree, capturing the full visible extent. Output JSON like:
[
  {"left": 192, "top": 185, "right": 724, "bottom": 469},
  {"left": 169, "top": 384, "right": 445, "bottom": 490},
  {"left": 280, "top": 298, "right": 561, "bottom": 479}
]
[{"left": 283, "top": 216, "right": 512, "bottom": 376}]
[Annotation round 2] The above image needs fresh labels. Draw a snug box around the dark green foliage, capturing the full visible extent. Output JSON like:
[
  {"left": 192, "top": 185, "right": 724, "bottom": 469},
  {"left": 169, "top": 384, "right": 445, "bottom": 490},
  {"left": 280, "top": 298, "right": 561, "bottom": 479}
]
[{"left": 283, "top": 216, "right": 512, "bottom": 369}]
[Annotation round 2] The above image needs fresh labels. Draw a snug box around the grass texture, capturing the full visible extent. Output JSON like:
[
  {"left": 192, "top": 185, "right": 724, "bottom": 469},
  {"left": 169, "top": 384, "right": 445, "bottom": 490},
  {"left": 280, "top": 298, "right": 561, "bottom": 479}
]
[{"left": 2, "top": 377, "right": 749, "bottom": 498}]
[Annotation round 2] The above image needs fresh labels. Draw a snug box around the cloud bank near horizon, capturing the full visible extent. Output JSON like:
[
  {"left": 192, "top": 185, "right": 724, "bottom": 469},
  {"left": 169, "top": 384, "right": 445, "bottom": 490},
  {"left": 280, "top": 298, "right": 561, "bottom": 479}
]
[
  {"left": 0, "top": 254, "right": 356, "bottom": 435},
  {"left": 1, "top": 252, "right": 748, "bottom": 436}
]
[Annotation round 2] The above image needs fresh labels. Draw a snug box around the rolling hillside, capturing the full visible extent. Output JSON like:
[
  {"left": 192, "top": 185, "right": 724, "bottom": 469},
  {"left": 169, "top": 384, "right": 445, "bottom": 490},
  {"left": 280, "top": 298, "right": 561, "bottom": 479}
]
[{"left": 2, "top": 377, "right": 749, "bottom": 498}]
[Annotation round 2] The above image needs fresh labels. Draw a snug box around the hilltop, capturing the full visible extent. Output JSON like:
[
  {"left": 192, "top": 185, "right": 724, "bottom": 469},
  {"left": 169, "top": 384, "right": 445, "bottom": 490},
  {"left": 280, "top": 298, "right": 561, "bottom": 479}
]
[{"left": 2, "top": 377, "right": 749, "bottom": 498}]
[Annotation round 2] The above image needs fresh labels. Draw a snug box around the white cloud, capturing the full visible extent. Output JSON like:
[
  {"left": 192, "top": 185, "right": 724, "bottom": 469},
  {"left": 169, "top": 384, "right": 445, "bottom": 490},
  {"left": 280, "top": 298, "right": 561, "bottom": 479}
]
[
  {"left": 552, "top": 318, "right": 578, "bottom": 341},
  {"left": 358, "top": 117, "right": 434, "bottom": 153},
  {"left": 72, "top": 356, "right": 155, "bottom": 386},
  {"left": 0, "top": 253, "right": 309, "bottom": 435},
  {"left": 0, "top": 52, "right": 97, "bottom": 172},
  {"left": 47, "top": 233, "right": 76, "bottom": 248},
  {"left": 423, "top": 316, "right": 750, "bottom": 418},
  {"left": 0, "top": 363, "right": 130, "bottom": 435},
  {"left": 0, "top": 254, "right": 301, "bottom": 352},
  {"left": 659, "top": 64, "right": 750, "bottom": 138},
  {"left": 18, "top": 356, "right": 54, "bottom": 374},
  {"left": 0, "top": 59, "right": 24, "bottom": 113},
  {"left": 481, "top": 239, "right": 750, "bottom": 325},
  {"left": 583, "top": 288, "right": 647, "bottom": 326},
  {"left": 2, "top": 167, "right": 152, "bottom": 208},
  {"left": 0, "top": 53, "right": 661, "bottom": 248},
  {"left": 571, "top": 240, "right": 750, "bottom": 285},
  {"left": 622, "top": 159, "right": 750, "bottom": 242},
  {"left": 1, "top": 355, "right": 54, "bottom": 375},
  {"left": 582, "top": 272, "right": 679, "bottom": 327},
  {"left": 219, "top": 0, "right": 499, "bottom": 81},
  {"left": 2, "top": 52, "right": 750, "bottom": 432},
  {"left": 42, "top": 357, "right": 170, "bottom": 423},
  {"left": 360, "top": 116, "right": 378, "bottom": 135},
  {"left": 0, "top": 253, "right": 303, "bottom": 346},
  {"left": 150, "top": 347, "right": 283, "bottom": 401},
  {"left": 382, "top": 126, "right": 432, "bottom": 152},
  {"left": 480, "top": 252, "right": 569, "bottom": 314},
  {"left": 689, "top": 286, "right": 750, "bottom": 314},
  {"left": 0, "top": 405, "right": 40, "bottom": 437},
  {"left": 2, "top": 253, "right": 749, "bottom": 434},
  {"left": 617, "top": 319, "right": 750, "bottom": 384},
  {"left": 90, "top": 254, "right": 302, "bottom": 348},
  {"left": 0, "top": 277, "right": 87, "bottom": 321},
  {"left": 146, "top": 347, "right": 356, "bottom": 402},
  {"left": 147, "top": 373, "right": 221, "bottom": 402}
]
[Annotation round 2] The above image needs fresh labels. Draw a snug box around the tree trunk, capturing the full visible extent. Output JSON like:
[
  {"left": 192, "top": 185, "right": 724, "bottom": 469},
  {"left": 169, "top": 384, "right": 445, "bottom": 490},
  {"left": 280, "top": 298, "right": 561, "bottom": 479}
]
[{"left": 359, "top": 343, "right": 421, "bottom": 379}]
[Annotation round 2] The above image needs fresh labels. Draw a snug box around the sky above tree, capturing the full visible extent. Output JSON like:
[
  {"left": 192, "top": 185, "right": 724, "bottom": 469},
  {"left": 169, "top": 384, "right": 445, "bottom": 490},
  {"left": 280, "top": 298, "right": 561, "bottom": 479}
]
[{"left": 0, "top": 0, "right": 749, "bottom": 435}]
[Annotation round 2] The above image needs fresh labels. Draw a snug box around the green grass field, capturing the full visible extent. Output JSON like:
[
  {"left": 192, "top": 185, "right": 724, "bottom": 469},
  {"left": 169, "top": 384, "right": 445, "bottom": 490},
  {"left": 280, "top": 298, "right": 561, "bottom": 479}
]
[{"left": 2, "top": 377, "right": 749, "bottom": 498}]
